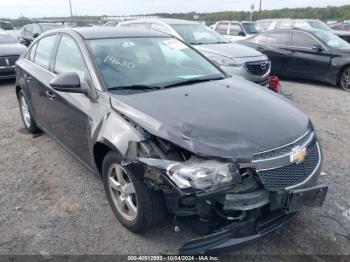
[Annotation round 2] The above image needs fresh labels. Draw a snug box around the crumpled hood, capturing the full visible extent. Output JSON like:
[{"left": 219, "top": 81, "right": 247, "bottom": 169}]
[
  {"left": 0, "top": 43, "right": 26, "bottom": 56},
  {"left": 195, "top": 42, "right": 265, "bottom": 59},
  {"left": 110, "top": 77, "right": 310, "bottom": 159}
]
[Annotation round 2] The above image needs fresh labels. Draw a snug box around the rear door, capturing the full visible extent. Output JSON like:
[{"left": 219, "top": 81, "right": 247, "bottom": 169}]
[
  {"left": 256, "top": 31, "right": 292, "bottom": 76},
  {"left": 286, "top": 31, "right": 332, "bottom": 79},
  {"left": 24, "top": 34, "right": 58, "bottom": 129}
]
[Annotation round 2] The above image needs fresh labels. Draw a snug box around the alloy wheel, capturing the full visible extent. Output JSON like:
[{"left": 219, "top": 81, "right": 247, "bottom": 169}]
[
  {"left": 107, "top": 164, "right": 138, "bottom": 221},
  {"left": 341, "top": 68, "right": 350, "bottom": 91}
]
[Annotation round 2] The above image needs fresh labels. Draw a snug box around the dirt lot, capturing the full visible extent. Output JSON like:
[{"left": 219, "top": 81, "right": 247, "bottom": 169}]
[{"left": 0, "top": 79, "right": 349, "bottom": 256}]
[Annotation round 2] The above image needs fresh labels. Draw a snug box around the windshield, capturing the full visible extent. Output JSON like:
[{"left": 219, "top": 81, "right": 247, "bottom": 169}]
[
  {"left": 87, "top": 37, "right": 224, "bottom": 90},
  {"left": 171, "top": 24, "right": 229, "bottom": 45},
  {"left": 242, "top": 22, "right": 264, "bottom": 34},
  {"left": 314, "top": 31, "right": 350, "bottom": 49},
  {"left": 41, "top": 24, "right": 63, "bottom": 32},
  {"left": 0, "top": 32, "right": 16, "bottom": 44},
  {"left": 308, "top": 20, "right": 332, "bottom": 31}
]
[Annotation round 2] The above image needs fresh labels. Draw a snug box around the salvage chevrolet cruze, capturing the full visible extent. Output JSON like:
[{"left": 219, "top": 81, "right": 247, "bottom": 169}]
[{"left": 15, "top": 27, "right": 328, "bottom": 254}]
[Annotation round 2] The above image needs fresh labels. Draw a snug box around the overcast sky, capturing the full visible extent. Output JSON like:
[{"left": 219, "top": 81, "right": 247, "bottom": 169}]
[{"left": 1, "top": 0, "right": 349, "bottom": 18}]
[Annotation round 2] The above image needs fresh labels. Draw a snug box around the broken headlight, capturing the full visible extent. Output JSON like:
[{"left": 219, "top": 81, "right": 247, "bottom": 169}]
[{"left": 139, "top": 158, "right": 239, "bottom": 190}]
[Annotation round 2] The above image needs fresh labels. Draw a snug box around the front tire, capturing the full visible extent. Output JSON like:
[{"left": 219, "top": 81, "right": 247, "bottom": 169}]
[
  {"left": 18, "top": 90, "right": 40, "bottom": 133},
  {"left": 339, "top": 66, "right": 350, "bottom": 92},
  {"left": 102, "top": 151, "right": 166, "bottom": 232}
]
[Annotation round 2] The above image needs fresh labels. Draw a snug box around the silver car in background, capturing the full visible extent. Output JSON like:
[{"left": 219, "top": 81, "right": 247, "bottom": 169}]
[{"left": 119, "top": 19, "right": 271, "bottom": 87}]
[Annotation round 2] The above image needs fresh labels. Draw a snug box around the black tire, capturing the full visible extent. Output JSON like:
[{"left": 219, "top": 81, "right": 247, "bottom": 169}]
[
  {"left": 102, "top": 151, "right": 166, "bottom": 232},
  {"left": 339, "top": 66, "right": 350, "bottom": 92},
  {"left": 18, "top": 90, "right": 40, "bottom": 134}
]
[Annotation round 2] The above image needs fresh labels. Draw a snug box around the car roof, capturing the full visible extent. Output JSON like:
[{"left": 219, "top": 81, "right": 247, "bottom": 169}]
[
  {"left": 54, "top": 27, "right": 170, "bottom": 39},
  {"left": 266, "top": 28, "right": 323, "bottom": 34},
  {"left": 123, "top": 18, "right": 199, "bottom": 25}
]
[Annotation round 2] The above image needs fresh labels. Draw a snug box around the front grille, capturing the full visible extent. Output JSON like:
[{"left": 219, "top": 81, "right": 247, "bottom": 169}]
[
  {"left": 0, "top": 56, "right": 19, "bottom": 67},
  {"left": 245, "top": 60, "right": 270, "bottom": 76},
  {"left": 254, "top": 130, "right": 314, "bottom": 161},
  {"left": 257, "top": 143, "right": 320, "bottom": 191}
]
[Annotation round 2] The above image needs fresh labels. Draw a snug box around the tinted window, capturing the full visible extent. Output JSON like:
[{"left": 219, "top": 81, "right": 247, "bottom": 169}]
[
  {"left": 34, "top": 35, "right": 57, "bottom": 68},
  {"left": 266, "top": 31, "right": 291, "bottom": 45},
  {"left": 216, "top": 22, "right": 228, "bottom": 34},
  {"left": 54, "top": 35, "right": 89, "bottom": 82},
  {"left": 291, "top": 32, "right": 318, "bottom": 48},
  {"left": 0, "top": 22, "right": 14, "bottom": 30},
  {"left": 229, "top": 23, "right": 244, "bottom": 36}
]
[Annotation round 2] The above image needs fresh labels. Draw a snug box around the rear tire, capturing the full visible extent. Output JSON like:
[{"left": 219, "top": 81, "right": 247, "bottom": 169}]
[
  {"left": 102, "top": 151, "right": 166, "bottom": 232},
  {"left": 339, "top": 66, "right": 350, "bottom": 92},
  {"left": 18, "top": 90, "right": 40, "bottom": 134}
]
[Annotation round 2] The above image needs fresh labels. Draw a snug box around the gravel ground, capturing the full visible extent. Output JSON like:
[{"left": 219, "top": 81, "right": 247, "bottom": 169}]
[{"left": 0, "top": 79, "right": 349, "bottom": 257}]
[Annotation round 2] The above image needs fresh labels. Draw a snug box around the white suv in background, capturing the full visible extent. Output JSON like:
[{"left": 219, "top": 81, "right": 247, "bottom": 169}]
[{"left": 213, "top": 21, "right": 264, "bottom": 42}]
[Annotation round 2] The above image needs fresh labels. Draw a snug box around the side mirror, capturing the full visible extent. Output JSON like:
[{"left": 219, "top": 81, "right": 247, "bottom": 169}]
[
  {"left": 312, "top": 44, "right": 324, "bottom": 52},
  {"left": 50, "top": 72, "right": 89, "bottom": 94},
  {"left": 238, "top": 31, "right": 246, "bottom": 37},
  {"left": 33, "top": 33, "right": 40, "bottom": 39}
]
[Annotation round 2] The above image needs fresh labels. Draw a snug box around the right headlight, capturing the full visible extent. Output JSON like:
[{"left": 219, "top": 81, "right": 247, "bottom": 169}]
[
  {"left": 139, "top": 158, "right": 240, "bottom": 190},
  {"left": 201, "top": 51, "right": 242, "bottom": 67}
]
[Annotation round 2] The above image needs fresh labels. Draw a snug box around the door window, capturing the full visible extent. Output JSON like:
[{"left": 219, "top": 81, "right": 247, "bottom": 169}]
[
  {"left": 54, "top": 35, "right": 89, "bottom": 82},
  {"left": 216, "top": 22, "right": 229, "bottom": 34},
  {"left": 266, "top": 31, "right": 291, "bottom": 45},
  {"left": 291, "top": 31, "right": 318, "bottom": 48},
  {"left": 29, "top": 43, "right": 38, "bottom": 61},
  {"left": 229, "top": 23, "right": 244, "bottom": 36},
  {"left": 32, "top": 24, "right": 41, "bottom": 35},
  {"left": 34, "top": 34, "right": 57, "bottom": 69}
]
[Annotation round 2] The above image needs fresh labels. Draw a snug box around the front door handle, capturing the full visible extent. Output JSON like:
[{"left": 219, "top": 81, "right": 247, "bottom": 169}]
[
  {"left": 287, "top": 50, "right": 296, "bottom": 55},
  {"left": 257, "top": 46, "right": 265, "bottom": 52},
  {"left": 45, "top": 90, "right": 56, "bottom": 100},
  {"left": 24, "top": 74, "right": 32, "bottom": 81}
]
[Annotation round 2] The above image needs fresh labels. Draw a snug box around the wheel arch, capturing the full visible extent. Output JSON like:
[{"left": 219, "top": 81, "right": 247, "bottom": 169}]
[
  {"left": 93, "top": 140, "right": 123, "bottom": 175},
  {"left": 337, "top": 63, "right": 350, "bottom": 86}
]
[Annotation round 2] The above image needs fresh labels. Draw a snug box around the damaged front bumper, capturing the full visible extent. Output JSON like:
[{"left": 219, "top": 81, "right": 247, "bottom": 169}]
[{"left": 179, "top": 185, "right": 328, "bottom": 255}]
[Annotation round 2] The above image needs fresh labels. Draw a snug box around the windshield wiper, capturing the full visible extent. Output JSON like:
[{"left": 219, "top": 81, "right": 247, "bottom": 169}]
[
  {"left": 162, "top": 76, "right": 225, "bottom": 89},
  {"left": 108, "top": 84, "right": 162, "bottom": 91}
]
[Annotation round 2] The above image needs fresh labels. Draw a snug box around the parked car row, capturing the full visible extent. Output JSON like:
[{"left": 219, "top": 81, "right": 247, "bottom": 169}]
[
  {"left": 15, "top": 26, "right": 328, "bottom": 255},
  {"left": 239, "top": 28, "right": 350, "bottom": 91}
]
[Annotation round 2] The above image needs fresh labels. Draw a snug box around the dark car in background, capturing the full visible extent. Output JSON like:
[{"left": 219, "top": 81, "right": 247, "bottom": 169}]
[
  {"left": 15, "top": 27, "right": 327, "bottom": 254},
  {"left": 0, "top": 31, "right": 26, "bottom": 79},
  {"left": 257, "top": 19, "right": 350, "bottom": 43},
  {"left": 18, "top": 23, "right": 64, "bottom": 46},
  {"left": 239, "top": 29, "right": 350, "bottom": 91}
]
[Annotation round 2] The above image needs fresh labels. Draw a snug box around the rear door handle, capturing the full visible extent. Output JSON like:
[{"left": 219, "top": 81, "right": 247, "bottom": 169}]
[
  {"left": 45, "top": 90, "right": 56, "bottom": 100},
  {"left": 24, "top": 74, "right": 32, "bottom": 81}
]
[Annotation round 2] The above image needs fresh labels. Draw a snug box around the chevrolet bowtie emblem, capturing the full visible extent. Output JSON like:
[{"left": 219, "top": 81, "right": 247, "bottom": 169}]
[{"left": 290, "top": 147, "right": 307, "bottom": 164}]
